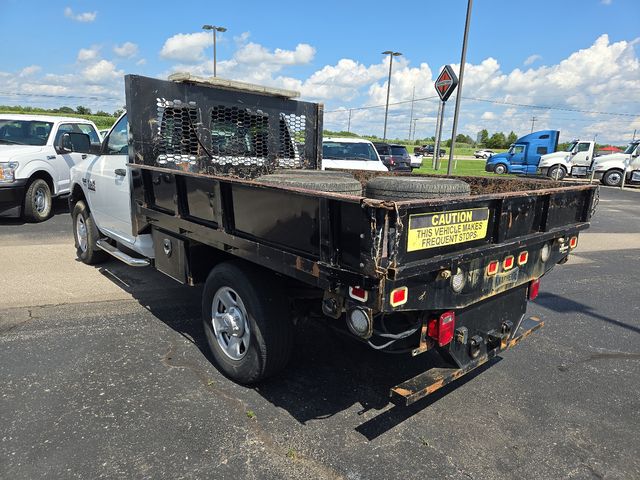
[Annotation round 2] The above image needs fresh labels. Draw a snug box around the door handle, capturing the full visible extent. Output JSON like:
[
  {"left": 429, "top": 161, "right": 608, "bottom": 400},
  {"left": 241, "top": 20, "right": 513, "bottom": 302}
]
[{"left": 115, "top": 169, "right": 126, "bottom": 177}]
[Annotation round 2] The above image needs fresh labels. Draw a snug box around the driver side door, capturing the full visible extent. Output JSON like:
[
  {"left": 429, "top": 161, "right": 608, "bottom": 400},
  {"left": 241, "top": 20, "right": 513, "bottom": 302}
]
[{"left": 572, "top": 142, "right": 592, "bottom": 167}]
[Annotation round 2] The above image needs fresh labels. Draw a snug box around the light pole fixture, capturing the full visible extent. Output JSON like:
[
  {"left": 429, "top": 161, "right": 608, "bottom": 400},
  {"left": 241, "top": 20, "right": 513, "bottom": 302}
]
[
  {"left": 202, "top": 24, "right": 227, "bottom": 77},
  {"left": 382, "top": 50, "right": 402, "bottom": 141}
]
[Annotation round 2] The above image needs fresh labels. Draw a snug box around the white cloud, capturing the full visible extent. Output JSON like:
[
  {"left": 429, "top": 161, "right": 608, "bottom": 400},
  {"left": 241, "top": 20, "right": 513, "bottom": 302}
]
[
  {"left": 64, "top": 7, "right": 97, "bottom": 23},
  {"left": 481, "top": 112, "right": 497, "bottom": 120},
  {"left": 82, "top": 60, "right": 124, "bottom": 84},
  {"left": 160, "top": 32, "right": 211, "bottom": 63},
  {"left": 19, "top": 65, "right": 41, "bottom": 77},
  {"left": 234, "top": 42, "right": 315, "bottom": 66},
  {"left": 113, "top": 42, "right": 138, "bottom": 58},
  {"left": 136, "top": 58, "right": 147, "bottom": 66},
  {"left": 524, "top": 54, "right": 542, "bottom": 66},
  {"left": 601, "top": 0, "right": 612, "bottom": 5},
  {"left": 77, "top": 47, "right": 100, "bottom": 62}
]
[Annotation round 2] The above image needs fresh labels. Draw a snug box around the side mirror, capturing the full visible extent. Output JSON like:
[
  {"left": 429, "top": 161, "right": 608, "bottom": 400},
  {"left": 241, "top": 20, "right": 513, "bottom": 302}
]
[{"left": 57, "top": 132, "right": 91, "bottom": 154}]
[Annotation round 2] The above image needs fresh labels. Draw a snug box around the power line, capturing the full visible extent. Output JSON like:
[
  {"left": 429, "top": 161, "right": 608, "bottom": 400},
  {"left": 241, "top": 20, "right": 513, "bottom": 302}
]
[{"left": 0, "top": 91, "right": 121, "bottom": 101}]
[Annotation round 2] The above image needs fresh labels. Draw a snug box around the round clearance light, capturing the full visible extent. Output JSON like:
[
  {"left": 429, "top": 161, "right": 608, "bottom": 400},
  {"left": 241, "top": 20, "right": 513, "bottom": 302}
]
[
  {"left": 347, "top": 308, "right": 372, "bottom": 339},
  {"left": 541, "top": 242, "right": 551, "bottom": 262},
  {"left": 451, "top": 268, "right": 466, "bottom": 293}
]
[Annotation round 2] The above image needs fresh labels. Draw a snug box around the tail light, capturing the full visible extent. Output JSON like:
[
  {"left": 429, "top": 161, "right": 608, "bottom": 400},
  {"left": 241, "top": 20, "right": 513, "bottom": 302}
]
[
  {"left": 428, "top": 311, "right": 456, "bottom": 347},
  {"left": 349, "top": 286, "right": 368, "bottom": 303},
  {"left": 569, "top": 236, "right": 578, "bottom": 249},
  {"left": 390, "top": 286, "right": 408, "bottom": 307},
  {"left": 528, "top": 279, "right": 540, "bottom": 300},
  {"left": 486, "top": 260, "right": 499, "bottom": 276},
  {"left": 503, "top": 255, "right": 515, "bottom": 270},
  {"left": 517, "top": 251, "right": 528, "bottom": 265}
]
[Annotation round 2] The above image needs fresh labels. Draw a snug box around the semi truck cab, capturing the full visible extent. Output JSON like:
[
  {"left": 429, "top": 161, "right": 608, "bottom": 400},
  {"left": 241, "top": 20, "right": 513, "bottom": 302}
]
[{"left": 485, "top": 130, "right": 560, "bottom": 175}]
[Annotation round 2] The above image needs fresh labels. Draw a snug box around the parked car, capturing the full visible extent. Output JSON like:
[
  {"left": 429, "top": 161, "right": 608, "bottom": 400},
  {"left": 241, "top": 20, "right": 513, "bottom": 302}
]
[
  {"left": 373, "top": 142, "right": 412, "bottom": 171},
  {"left": 414, "top": 144, "right": 445, "bottom": 157},
  {"left": 322, "top": 137, "right": 388, "bottom": 171},
  {"left": 474, "top": 149, "right": 494, "bottom": 159},
  {"left": 0, "top": 114, "right": 100, "bottom": 221}
]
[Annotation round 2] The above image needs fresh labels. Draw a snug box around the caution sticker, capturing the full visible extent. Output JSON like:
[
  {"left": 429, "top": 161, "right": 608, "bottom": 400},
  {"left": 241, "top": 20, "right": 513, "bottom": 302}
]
[{"left": 407, "top": 208, "right": 489, "bottom": 252}]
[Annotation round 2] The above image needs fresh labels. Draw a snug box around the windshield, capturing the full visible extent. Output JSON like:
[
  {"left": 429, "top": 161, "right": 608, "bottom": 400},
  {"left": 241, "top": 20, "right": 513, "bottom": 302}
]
[
  {"left": 0, "top": 119, "right": 53, "bottom": 146},
  {"left": 565, "top": 141, "right": 578, "bottom": 152},
  {"left": 623, "top": 142, "right": 639, "bottom": 154},
  {"left": 390, "top": 146, "right": 408, "bottom": 156},
  {"left": 322, "top": 141, "right": 378, "bottom": 161}
]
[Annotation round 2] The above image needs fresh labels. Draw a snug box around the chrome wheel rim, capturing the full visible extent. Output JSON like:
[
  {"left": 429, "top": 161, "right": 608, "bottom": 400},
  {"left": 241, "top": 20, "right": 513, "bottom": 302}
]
[
  {"left": 76, "top": 214, "right": 88, "bottom": 252},
  {"left": 606, "top": 172, "right": 621, "bottom": 185},
  {"left": 211, "top": 287, "right": 250, "bottom": 360},
  {"left": 495, "top": 165, "right": 505, "bottom": 174},
  {"left": 34, "top": 187, "right": 49, "bottom": 214}
]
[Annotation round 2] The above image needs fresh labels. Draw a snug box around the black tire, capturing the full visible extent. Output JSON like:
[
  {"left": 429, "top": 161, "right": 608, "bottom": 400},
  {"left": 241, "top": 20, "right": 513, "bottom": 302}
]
[
  {"left": 202, "top": 261, "right": 293, "bottom": 384},
  {"left": 256, "top": 173, "right": 363, "bottom": 195},
  {"left": 365, "top": 176, "right": 471, "bottom": 200},
  {"left": 548, "top": 165, "right": 567, "bottom": 180},
  {"left": 273, "top": 169, "right": 353, "bottom": 178},
  {"left": 602, "top": 169, "right": 624, "bottom": 187},
  {"left": 72, "top": 201, "right": 108, "bottom": 265},
  {"left": 23, "top": 178, "right": 52, "bottom": 222},
  {"left": 493, "top": 164, "right": 508, "bottom": 175}
]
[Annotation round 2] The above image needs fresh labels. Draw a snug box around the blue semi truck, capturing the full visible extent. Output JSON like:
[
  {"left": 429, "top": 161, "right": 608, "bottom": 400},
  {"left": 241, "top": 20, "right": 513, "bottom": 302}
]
[{"left": 485, "top": 130, "right": 560, "bottom": 175}]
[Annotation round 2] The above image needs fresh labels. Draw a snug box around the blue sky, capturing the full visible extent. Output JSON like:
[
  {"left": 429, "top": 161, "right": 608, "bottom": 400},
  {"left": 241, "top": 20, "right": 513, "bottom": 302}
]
[{"left": 0, "top": 0, "right": 638, "bottom": 143}]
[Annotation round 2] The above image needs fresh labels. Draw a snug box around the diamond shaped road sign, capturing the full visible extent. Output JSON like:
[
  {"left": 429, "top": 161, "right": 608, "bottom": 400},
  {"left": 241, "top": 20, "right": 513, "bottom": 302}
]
[{"left": 434, "top": 65, "right": 459, "bottom": 102}]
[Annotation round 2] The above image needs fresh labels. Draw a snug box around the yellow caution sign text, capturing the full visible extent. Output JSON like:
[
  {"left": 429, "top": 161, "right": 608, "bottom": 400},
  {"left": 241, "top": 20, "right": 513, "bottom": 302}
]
[{"left": 407, "top": 208, "right": 489, "bottom": 252}]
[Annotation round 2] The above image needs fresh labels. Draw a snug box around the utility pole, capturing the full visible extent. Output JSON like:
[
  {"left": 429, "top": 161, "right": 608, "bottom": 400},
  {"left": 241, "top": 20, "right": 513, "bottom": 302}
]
[
  {"left": 412, "top": 118, "right": 418, "bottom": 142},
  {"left": 447, "top": 0, "right": 473, "bottom": 175},
  {"left": 382, "top": 51, "right": 402, "bottom": 141},
  {"left": 408, "top": 86, "right": 415, "bottom": 141},
  {"left": 530, "top": 116, "right": 537, "bottom": 133},
  {"left": 347, "top": 109, "right": 352, "bottom": 133},
  {"left": 633, "top": 129, "right": 637, "bottom": 141}
]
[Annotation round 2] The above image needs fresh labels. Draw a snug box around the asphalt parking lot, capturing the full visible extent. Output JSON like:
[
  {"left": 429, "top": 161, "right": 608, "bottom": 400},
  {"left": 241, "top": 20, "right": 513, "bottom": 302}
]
[{"left": 1, "top": 187, "right": 639, "bottom": 480}]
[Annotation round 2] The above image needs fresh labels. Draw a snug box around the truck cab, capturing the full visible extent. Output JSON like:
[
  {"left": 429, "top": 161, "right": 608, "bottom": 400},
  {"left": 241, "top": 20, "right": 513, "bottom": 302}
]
[
  {"left": 538, "top": 140, "right": 595, "bottom": 179},
  {"left": 485, "top": 130, "right": 559, "bottom": 175},
  {"left": 0, "top": 114, "right": 100, "bottom": 221},
  {"left": 591, "top": 140, "right": 640, "bottom": 187}
]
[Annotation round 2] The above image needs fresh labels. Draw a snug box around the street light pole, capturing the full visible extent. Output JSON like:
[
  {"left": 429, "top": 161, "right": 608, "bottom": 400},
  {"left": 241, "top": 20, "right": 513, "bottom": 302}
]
[
  {"left": 447, "top": 0, "right": 473, "bottom": 175},
  {"left": 202, "top": 24, "right": 227, "bottom": 77},
  {"left": 382, "top": 50, "right": 402, "bottom": 141}
]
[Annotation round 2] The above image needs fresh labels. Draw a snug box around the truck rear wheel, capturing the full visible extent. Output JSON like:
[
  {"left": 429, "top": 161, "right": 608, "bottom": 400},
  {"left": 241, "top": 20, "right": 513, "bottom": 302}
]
[
  {"left": 23, "top": 178, "right": 52, "bottom": 222},
  {"left": 202, "top": 261, "right": 293, "bottom": 384},
  {"left": 365, "top": 176, "right": 470, "bottom": 200},
  {"left": 255, "top": 173, "right": 362, "bottom": 195},
  {"left": 72, "top": 201, "right": 108, "bottom": 265}
]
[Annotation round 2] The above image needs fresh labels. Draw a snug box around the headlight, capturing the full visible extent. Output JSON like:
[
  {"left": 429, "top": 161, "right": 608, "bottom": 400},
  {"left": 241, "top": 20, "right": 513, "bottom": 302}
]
[{"left": 0, "top": 162, "right": 19, "bottom": 183}]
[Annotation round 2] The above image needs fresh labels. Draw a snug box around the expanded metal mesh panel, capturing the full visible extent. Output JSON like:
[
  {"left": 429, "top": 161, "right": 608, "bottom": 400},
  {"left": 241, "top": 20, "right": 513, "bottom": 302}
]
[
  {"left": 126, "top": 75, "right": 321, "bottom": 178},
  {"left": 278, "top": 113, "right": 306, "bottom": 169},
  {"left": 156, "top": 98, "right": 199, "bottom": 166}
]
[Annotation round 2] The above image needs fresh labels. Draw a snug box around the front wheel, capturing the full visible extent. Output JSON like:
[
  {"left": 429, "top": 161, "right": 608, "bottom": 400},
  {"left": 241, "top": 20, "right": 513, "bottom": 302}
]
[
  {"left": 602, "top": 169, "right": 623, "bottom": 187},
  {"left": 548, "top": 165, "right": 567, "bottom": 180},
  {"left": 72, "top": 201, "right": 108, "bottom": 265},
  {"left": 23, "top": 178, "right": 52, "bottom": 222},
  {"left": 493, "top": 164, "right": 507, "bottom": 175},
  {"left": 202, "top": 261, "right": 293, "bottom": 384}
]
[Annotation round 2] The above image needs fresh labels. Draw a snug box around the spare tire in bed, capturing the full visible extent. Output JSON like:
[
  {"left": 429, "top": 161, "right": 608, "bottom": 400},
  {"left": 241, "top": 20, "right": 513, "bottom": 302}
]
[
  {"left": 365, "top": 176, "right": 470, "bottom": 200},
  {"left": 274, "top": 169, "right": 353, "bottom": 178},
  {"left": 255, "top": 173, "right": 363, "bottom": 195}
]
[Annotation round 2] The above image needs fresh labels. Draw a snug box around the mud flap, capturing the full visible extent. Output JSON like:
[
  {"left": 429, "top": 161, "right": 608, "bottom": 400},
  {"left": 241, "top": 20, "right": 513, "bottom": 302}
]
[{"left": 390, "top": 316, "right": 544, "bottom": 406}]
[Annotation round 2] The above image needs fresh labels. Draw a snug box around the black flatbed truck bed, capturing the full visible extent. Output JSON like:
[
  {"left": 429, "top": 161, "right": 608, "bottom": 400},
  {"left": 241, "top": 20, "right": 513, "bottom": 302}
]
[{"left": 123, "top": 74, "right": 598, "bottom": 405}]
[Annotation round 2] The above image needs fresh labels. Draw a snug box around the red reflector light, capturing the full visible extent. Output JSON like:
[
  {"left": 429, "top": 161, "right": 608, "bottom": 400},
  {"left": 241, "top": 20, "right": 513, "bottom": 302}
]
[
  {"left": 569, "top": 236, "right": 578, "bottom": 249},
  {"left": 390, "top": 287, "right": 408, "bottom": 307},
  {"left": 486, "top": 260, "right": 499, "bottom": 276},
  {"left": 517, "top": 251, "right": 529, "bottom": 266},
  {"left": 503, "top": 255, "right": 515, "bottom": 270},
  {"left": 427, "top": 311, "right": 456, "bottom": 347},
  {"left": 349, "top": 286, "right": 368, "bottom": 302},
  {"left": 529, "top": 279, "right": 540, "bottom": 300}
]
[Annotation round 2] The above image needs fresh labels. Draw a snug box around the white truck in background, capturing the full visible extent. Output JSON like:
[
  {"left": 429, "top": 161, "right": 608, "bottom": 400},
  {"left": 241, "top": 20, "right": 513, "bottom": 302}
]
[
  {"left": 0, "top": 114, "right": 101, "bottom": 221},
  {"left": 590, "top": 140, "right": 640, "bottom": 186},
  {"left": 537, "top": 140, "right": 595, "bottom": 180}
]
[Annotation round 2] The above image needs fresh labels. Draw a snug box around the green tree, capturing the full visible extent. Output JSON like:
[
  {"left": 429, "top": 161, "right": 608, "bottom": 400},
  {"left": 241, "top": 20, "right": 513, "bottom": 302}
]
[
  {"left": 506, "top": 131, "right": 518, "bottom": 145},
  {"left": 75, "top": 105, "right": 91, "bottom": 115},
  {"left": 478, "top": 129, "right": 489, "bottom": 146},
  {"left": 58, "top": 106, "right": 75, "bottom": 113},
  {"left": 113, "top": 108, "right": 125, "bottom": 118},
  {"left": 486, "top": 132, "right": 507, "bottom": 149}
]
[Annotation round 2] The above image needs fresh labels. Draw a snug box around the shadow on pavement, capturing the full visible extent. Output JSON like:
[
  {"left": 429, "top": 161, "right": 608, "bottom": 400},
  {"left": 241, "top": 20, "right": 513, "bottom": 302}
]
[
  {"left": 0, "top": 197, "right": 69, "bottom": 225},
  {"left": 535, "top": 292, "right": 640, "bottom": 335},
  {"left": 94, "top": 259, "right": 500, "bottom": 439}
]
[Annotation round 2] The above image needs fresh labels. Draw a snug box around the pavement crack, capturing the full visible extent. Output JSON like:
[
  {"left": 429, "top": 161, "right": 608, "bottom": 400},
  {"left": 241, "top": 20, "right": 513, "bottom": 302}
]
[{"left": 558, "top": 351, "right": 640, "bottom": 371}]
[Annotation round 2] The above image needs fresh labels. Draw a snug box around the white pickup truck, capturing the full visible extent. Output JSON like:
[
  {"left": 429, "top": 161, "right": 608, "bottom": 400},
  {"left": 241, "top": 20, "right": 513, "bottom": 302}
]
[
  {"left": 0, "top": 114, "right": 101, "bottom": 221},
  {"left": 537, "top": 140, "right": 595, "bottom": 179},
  {"left": 590, "top": 140, "right": 640, "bottom": 186}
]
